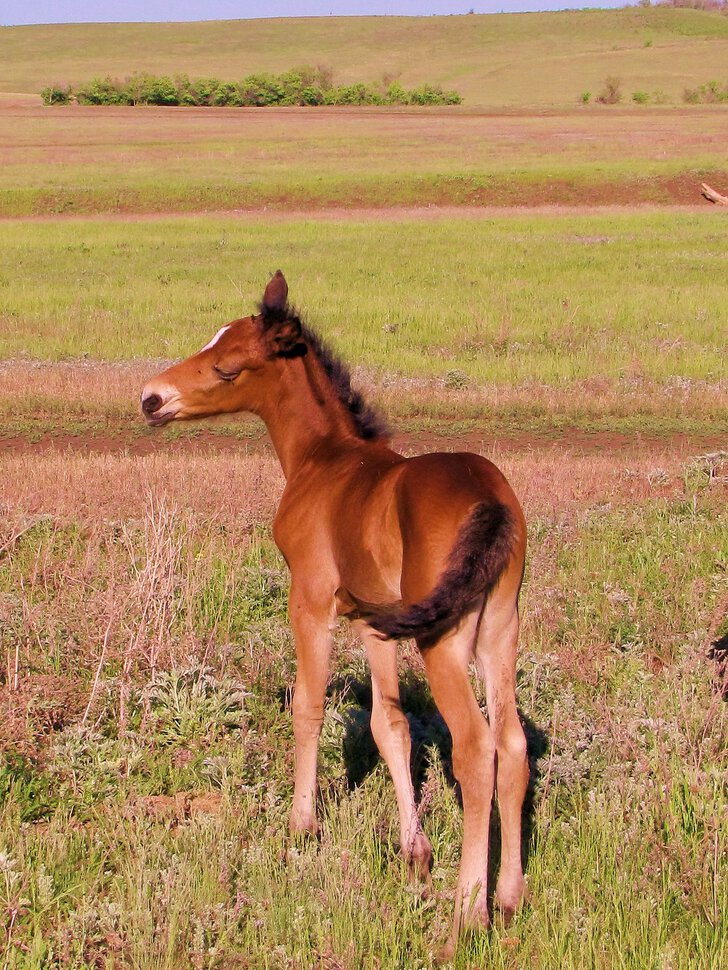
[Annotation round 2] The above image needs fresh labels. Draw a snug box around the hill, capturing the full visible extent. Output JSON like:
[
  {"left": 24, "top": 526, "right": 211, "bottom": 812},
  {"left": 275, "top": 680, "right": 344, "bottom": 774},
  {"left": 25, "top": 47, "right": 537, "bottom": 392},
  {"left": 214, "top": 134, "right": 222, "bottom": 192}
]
[{"left": 1, "top": 7, "right": 728, "bottom": 107}]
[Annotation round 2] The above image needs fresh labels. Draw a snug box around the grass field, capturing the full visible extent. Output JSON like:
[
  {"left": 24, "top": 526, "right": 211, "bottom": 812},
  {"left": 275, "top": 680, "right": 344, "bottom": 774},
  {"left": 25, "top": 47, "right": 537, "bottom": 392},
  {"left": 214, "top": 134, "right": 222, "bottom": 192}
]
[
  {"left": 1, "top": 7, "right": 727, "bottom": 969},
  {"left": 1, "top": 211, "right": 726, "bottom": 443},
  {"left": 2, "top": 103, "right": 728, "bottom": 216},
  {"left": 3, "top": 7, "right": 728, "bottom": 107}
]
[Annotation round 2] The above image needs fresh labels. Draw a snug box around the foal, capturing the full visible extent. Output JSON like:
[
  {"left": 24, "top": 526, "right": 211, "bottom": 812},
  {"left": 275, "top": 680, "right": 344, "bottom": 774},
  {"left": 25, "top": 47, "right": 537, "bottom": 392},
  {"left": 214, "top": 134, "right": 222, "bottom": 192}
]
[{"left": 141, "top": 271, "right": 529, "bottom": 957}]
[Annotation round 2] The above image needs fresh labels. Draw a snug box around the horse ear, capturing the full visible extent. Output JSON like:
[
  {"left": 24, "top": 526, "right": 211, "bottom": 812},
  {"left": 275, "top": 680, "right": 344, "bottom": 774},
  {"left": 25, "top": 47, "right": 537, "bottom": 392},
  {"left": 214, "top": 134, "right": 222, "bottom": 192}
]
[
  {"left": 262, "top": 270, "right": 288, "bottom": 315},
  {"left": 267, "top": 316, "right": 303, "bottom": 356},
  {"left": 261, "top": 270, "right": 302, "bottom": 356}
]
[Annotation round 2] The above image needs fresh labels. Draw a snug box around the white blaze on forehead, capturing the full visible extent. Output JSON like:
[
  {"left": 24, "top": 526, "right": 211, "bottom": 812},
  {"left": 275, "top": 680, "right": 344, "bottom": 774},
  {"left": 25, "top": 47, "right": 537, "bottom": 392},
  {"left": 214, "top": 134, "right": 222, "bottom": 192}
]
[{"left": 199, "top": 324, "right": 231, "bottom": 353}]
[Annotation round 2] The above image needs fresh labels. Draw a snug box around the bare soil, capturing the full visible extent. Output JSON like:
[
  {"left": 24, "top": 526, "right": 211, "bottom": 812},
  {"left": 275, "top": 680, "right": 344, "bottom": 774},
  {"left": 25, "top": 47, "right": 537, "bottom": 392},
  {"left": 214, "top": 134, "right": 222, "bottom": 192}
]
[{"left": 0, "top": 200, "right": 723, "bottom": 225}]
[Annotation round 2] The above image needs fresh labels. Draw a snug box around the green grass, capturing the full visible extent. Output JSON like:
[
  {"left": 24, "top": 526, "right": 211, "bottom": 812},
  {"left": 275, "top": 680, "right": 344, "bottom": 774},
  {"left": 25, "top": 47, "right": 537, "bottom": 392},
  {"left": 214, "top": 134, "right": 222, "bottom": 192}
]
[
  {"left": 1, "top": 479, "right": 726, "bottom": 968},
  {"left": 2, "top": 213, "right": 726, "bottom": 385},
  {"left": 2, "top": 8, "right": 728, "bottom": 107}
]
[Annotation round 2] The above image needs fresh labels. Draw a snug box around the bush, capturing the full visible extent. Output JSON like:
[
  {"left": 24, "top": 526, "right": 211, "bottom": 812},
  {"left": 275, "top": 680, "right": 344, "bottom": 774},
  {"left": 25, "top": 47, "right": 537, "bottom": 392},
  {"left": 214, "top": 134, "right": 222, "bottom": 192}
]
[
  {"left": 328, "top": 83, "right": 383, "bottom": 105},
  {"left": 597, "top": 76, "right": 623, "bottom": 105},
  {"left": 40, "top": 85, "right": 71, "bottom": 105},
  {"left": 683, "top": 80, "right": 728, "bottom": 103},
  {"left": 75, "top": 76, "right": 131, "bottom": 106},
  {"left": 409, "top": 83, "right": 462, "bottom": 106},
  {"left": 140, "top": 75, "right": 179, "bottom": 106},
  {"left": 581, "top": 91, "right": 592, "bottom": 104},
  {"left": 40, "top": 69, "right": 463, "bottom": 108},
  {"left": 632, "top": 90, "right": 650, "bottom": 104}
]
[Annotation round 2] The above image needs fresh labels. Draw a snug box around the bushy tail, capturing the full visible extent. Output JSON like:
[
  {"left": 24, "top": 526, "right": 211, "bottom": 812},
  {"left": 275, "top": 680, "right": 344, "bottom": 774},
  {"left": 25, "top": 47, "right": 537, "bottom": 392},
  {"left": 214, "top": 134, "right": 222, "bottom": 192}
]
[{"left": 365, "top": 501, "right": 517, "bottom": 645}]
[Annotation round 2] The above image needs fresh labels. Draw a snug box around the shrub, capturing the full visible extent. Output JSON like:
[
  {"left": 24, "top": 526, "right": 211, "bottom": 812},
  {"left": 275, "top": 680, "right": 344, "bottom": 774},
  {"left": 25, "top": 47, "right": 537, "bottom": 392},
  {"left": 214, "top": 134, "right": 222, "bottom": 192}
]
[
  {"left": 386, "top": 81, "right": 411, "bottom": 105},
  {"left": 632, "top": 90, "right": 650, "bottom": 104},
  {"left": 188, "top": 76, "right": 221, "bottom": 106},
  {"left": 40, "top": 70, "right": 463, "bottom": 108},
  {"left": 683, "top": 80, "right": 728, "bottom": 103},
  {"left": 140, "top": 75, "right": 179, "bottom": 106},
  {"left": 581, "top": 91, "right": 592, "bottom": 104},
  {"left": 239, "top": 73, "right": 286, "bottom": 106},
  {"left": 597, "top": 76, "right": 623, "bottom": 105},
  {"left": 323, "top": 83, "right": 381, "bottom": 105},
  {"left": 444, "top": 368, "right": 470, "bottom": 390},
  {"left": 40, "top": 85, "right": 71, "bottom": 105},
  {"left": 409, "top": 83, "right": 462, "bottom": 106},
  {"left": 75, "top": 76, "right": 131, "bottom": 106}
]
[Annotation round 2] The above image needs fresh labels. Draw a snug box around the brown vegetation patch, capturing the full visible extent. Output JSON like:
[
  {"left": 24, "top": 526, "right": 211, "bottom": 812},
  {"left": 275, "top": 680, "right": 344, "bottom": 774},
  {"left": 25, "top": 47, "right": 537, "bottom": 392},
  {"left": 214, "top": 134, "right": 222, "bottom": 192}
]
[
  {"left": 0, "top": 673, "right": 85, "bottom": 757},
  {"left": 125, "top": 791, "right": 223, "bottom": 824},
  {"left": 0, "top": 442, "right": 711, "bottom": 530}
]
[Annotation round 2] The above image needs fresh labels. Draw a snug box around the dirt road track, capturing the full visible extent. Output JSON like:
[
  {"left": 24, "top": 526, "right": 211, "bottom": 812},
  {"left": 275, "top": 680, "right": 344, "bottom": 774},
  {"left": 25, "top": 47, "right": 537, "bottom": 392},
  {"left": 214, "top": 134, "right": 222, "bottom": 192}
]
[{"left": 1, "top": 428, "right": 724, "bottom": 459}]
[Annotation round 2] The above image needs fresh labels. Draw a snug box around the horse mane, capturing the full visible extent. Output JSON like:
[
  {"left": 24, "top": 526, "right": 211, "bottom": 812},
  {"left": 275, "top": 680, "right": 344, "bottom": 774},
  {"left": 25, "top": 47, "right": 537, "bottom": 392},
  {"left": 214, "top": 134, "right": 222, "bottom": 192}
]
[{"left": 260, "top": 302, "right": 390, "bottom": 443}]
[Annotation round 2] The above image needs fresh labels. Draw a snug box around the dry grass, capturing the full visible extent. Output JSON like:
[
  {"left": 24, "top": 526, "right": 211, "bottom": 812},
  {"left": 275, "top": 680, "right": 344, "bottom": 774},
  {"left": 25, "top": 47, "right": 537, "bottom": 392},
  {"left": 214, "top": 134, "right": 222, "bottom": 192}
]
[
  {"left": 1, "top": 438, "right": 725, "bottom": 967},
  {"left": 2, "top": 358, "right": 726, "bottom": 444},
  {"left": 0, "top": 443, "right": 708, "bottom": 532},
  {"left": 2, "top": 102, "right": 727, "bottom": 215},
  {"left": 0, "top": 451, "right": 282, "bottom": 526},
  {"left": 4, "top": 104, "right": 727, "bottom": 176}
]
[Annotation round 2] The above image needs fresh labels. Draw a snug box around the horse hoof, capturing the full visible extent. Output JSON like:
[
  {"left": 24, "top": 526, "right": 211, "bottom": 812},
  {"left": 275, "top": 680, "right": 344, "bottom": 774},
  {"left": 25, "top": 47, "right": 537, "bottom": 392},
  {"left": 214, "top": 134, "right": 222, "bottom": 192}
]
[
  {"left": 435, "top": 936, "right": 457, "bottom": 964},
  {"left": 406, "top": 833, "right": 433, "bottom": 885},
  {"left": 495, "top": 876, "right": 528, "bottom": 923}
]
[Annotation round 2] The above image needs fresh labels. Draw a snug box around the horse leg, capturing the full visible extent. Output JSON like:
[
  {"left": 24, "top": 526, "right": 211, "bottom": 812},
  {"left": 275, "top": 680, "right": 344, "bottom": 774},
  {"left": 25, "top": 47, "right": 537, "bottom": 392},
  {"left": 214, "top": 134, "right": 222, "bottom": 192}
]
[
  {"left": 420, "top": 613, "right": 494, "bottom": 959},
  {"left": 353, "top": 620, "right": 433, "bottom": 881},
  {"left": 288, "top": 590, "right": 336, "bottom": 836},
  {"left": 475, "top": 600, "right": 529, "bottom": 920}
]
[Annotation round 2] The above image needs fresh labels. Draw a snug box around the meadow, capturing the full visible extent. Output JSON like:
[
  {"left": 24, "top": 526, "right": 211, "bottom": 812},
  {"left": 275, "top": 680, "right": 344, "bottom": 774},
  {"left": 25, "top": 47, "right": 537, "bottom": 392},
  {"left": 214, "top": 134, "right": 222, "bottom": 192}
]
[
  {"left": 1, "top": 7, "right": 727, "bottom": 969},
  {"left": 1, "top": 211, "right": 726, "bottom": 445},
  {"left": 1, "top": 208, "right": 725, "bottom": 967}
]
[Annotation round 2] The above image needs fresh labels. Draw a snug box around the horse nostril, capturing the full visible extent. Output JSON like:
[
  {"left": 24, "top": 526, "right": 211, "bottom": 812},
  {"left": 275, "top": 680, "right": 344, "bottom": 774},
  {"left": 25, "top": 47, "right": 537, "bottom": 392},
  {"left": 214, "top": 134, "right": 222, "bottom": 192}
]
[{"left": 142, "top": 393, "right": 162, "bottom": 415}]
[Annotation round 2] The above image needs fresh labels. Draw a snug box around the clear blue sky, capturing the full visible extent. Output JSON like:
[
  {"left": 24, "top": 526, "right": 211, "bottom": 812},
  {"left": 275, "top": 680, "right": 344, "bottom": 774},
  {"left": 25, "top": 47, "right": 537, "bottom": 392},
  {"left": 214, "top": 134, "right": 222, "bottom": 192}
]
[{"left": 2, "top": 2, "right": 638, "bottom": 27}]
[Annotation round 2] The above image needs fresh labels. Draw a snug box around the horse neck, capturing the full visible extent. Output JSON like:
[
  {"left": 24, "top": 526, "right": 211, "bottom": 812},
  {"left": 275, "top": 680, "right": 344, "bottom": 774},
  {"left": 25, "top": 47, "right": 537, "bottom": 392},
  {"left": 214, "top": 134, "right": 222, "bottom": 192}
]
[{"left": 254, "top": 351, "right": 358, "bottom": 479}]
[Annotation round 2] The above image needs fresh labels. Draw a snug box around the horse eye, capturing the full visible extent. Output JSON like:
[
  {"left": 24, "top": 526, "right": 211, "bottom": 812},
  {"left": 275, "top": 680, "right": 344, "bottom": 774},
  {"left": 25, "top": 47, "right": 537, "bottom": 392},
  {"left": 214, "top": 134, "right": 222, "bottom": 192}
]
[{"left": 213, "top": 365, "right": 240, "bottom": 382}]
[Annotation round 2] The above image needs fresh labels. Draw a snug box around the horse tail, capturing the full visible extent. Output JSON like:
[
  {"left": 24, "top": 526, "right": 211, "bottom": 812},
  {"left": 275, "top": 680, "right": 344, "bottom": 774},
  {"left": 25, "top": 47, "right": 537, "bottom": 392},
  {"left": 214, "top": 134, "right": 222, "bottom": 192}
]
[{"left": 365, "top": 501, "right": 518, "bottom": 645}]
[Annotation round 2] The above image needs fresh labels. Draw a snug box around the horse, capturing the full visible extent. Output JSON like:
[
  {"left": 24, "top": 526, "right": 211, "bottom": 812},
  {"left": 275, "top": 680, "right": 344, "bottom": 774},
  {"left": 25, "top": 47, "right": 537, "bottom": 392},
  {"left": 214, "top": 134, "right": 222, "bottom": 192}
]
[{"left": 140, "top": 271, "right": 529, "bottom": 958}]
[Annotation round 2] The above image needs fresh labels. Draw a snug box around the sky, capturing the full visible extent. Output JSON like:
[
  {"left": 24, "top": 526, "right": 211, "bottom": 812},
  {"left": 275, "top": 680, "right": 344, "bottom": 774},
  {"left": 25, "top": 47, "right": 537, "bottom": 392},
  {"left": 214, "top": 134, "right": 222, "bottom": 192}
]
[{"left": 2, "top": 2, "right": 638, "bottom": 27}]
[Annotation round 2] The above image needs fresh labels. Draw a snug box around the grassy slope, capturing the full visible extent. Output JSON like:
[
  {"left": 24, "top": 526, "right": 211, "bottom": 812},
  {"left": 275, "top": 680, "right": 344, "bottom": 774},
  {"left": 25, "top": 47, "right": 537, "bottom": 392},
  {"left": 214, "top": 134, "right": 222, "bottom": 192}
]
[{"left": 2, "top": 7, "right": 728, "bottom": 106}]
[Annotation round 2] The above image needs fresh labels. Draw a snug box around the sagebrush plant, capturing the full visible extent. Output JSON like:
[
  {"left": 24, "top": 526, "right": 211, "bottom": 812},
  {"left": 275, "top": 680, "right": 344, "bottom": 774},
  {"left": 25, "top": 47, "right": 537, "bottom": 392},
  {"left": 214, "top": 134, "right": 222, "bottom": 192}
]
[
  {"left": 143, "top": 660, "right": 249, "bottom": 746},
  {"left": 597, "top": 75, "right": 623, "bottom": 104}
]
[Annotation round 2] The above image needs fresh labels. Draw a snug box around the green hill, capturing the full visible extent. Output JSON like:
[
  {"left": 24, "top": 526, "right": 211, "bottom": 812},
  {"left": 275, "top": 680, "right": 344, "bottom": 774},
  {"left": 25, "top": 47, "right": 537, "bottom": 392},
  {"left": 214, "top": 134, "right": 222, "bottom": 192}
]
[{"left": 2, "top": 7, "right": 728, "bottom": 107}]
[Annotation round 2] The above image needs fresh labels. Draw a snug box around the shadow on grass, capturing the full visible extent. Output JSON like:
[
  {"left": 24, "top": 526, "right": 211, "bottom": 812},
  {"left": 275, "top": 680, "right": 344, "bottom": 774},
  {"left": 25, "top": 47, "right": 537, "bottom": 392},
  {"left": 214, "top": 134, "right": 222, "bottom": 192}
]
[{"left": 325, "top": 669, "right": 549, "bottom": 887}]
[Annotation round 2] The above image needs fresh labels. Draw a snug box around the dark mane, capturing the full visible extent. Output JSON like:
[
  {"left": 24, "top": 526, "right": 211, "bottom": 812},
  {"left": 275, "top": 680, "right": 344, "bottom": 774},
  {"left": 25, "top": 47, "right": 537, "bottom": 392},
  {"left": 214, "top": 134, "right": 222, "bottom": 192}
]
[{"left": 260, "top": 303, "right": 389, "bottom": 443}]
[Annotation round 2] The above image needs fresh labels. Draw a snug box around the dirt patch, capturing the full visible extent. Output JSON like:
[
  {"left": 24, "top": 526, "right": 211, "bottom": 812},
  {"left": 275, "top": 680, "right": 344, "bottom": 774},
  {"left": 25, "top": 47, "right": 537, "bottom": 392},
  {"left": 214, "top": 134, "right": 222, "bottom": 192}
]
[{"left": 0, "top": 201, "right": 720, "bottom": 225}]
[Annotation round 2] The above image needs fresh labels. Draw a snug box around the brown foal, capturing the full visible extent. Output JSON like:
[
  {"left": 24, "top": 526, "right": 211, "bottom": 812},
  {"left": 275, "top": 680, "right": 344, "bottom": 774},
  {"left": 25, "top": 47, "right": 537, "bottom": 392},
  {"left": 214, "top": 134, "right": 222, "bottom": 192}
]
[{"left": 141, "top": 271, "right": 529, "bottom": 957}]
